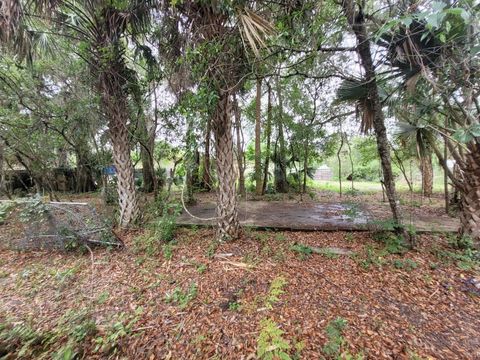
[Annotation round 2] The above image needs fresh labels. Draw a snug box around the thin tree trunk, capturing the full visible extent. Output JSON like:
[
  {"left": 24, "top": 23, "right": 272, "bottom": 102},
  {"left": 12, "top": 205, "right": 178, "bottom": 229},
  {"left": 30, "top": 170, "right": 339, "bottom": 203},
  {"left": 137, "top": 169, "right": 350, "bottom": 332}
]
[
  {"left": 139, "top": 116, "right": 156, "bottom": 193},
  {"left": 392, "top": 145, "right": 413, "bottom": 192},
  {"left": 345, "top": 134, "right": 354, "bottom": 191},
  {"left": 75, "top": 150, "right": 96, "bottom": 193},
  {"left": 303, "top": 140, "right": 308, "bottom": 194},
  {"left": 262, "top": 84, "right": 272, "bottom": 195},
  {"left": 233, "top": 95, "right": 246, "bottom": 198},
  {"left": 255, "top": 77, "right": 262, "bottom": 196},
  {"left": 275, "top": 76, "right": 288, "bottom": 193},
  {"left": 342, "top": 0, "right": 404, "bottom": 232},
  {"left": 420, "top": 153, "right": 433, "bottom": 197},
  {"left": 212, "top": 94, "right": 240, "bottom": 240},
  {"left": 185, "top": 119, "right": 196, "bottom": 204},
  {"left": 444, "top": 130, "right": 449, "bottom": 214},
  {"left": 202, "top": 117, "right": 212, "bottom": 191},
  {"left": 337, "top": 133, "right": 344, "bottom": 197}
]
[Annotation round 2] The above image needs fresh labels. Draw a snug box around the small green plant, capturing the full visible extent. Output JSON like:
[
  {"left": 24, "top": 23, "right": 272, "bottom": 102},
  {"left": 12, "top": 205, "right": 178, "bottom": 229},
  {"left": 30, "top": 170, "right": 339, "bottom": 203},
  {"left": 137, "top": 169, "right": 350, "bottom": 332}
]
[
  {"left": 0, "top": 309, "right": 97, "bottom": 359},
  {"left": 392, "top": 259, "right": 418, "bottom": 271},
  {"left": 196, "top": 263, "right": 207, "bottom": 274},
  {"left": 256, "top": 319, "right": 291, "bottom": 360},
  {"left": 162, "top": 242, "right": 175, "bottom": 260},
  {"left": 290, "top": 243, "right": 312, "bottom": 260},
  {"left": 275, "top": 232, "right": 287, "bottom": 242},
  {"left": 165, "top": 282, "right": 198, "bottom": 309},
  {"left": 0, "top": 322, "right": 46, "bottom": 358},
  {"left": 447, "top": 233, "right": 474, "bottom": 250},
  {"left": 134, "top": 203, "right": 179, "bottom": 255},
  {"left": 359, "top": 245, "right": 385, "bottom": 270},
  {"left": 228, "top": 301, "right": 241, "bottom": 311},
  {"left": 0, "top": 202, "right": 14, "bottom": 224},
  {"left": 94, "top": 307, "right": 143, "bottom": 355},
  {"left": 432, "top": 247, "right": 479, "bottom": 271},
  {"left": 265, "top": 276, "right": 288, "bottom": 309},
  {"left": 97, "top": 291, "right": 110, "bottom": 304},
  {"left": 373, "top": 232, "right": 407, "bottom": 255},
  {"left": 322, "top": 317, "right": 347, "bottom": 358}
]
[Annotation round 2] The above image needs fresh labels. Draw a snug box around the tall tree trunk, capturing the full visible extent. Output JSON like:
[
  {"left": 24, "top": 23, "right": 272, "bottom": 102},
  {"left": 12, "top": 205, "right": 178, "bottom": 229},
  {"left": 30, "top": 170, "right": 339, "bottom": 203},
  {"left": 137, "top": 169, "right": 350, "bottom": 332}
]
[
  {"left": 420, "top": 153, "right": 433, "bottom": 197},
  {"left": 233, "top": 95, "right": 246, "bottom": 198},
  {"left": 140, "top": 144, "right": 155, "bottom": 193},
  {"left": 444, "top": 131, "right": 449, "bottom": 214},
  {"left": 274, "top": 76, "right": 288, "bottom": 193},
  {"left": 342, "top": 0, "right": 404, "bottom": 231},
  {"left": 202, "top": 117, "right": 212, "bottom": 190},
  {"left": 303, "top": 140, "right": 308, "bottom": 194},
  {"left": 99, "top": 69, "right": 139, "bottom": 227},
  {"left": 262, "top": 84, "right": 272, "bottom": 195},
  {"left": 212, "top": 94, "right": 240, "bottom": 240},
  {"left": 458, "top": 143, "right": 480, "bottom": 243},
  {"left": 337, "top": 133, "right": 344, "bottom": 197},
  {"left": 139, "top": 115, "right": 156, "bottom": 194},
  {"left": 75, "top": 150, "right": 96, "bottom": 193},
  {"left": 255, "top": 77, "right": 263, "bottom": 196}
]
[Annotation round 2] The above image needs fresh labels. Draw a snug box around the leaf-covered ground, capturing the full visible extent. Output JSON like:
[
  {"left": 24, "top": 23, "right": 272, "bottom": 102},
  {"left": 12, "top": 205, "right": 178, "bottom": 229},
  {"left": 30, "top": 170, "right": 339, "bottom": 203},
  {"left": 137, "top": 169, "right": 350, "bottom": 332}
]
[{"left": 1, "top": 227, "right": 479, "bottom": 359}]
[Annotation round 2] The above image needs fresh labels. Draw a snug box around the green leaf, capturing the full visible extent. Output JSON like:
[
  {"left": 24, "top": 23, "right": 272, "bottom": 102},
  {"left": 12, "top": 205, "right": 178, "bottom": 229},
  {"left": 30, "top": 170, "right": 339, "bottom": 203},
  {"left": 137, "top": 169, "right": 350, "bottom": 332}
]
[
  {"left": 469, "top": 124, "right": 480, "bottom": 137},
  {"left": 471, "top": 46, "right": 480, "bottom": 56},
  {"left": 452, "top": 129, "right": 473, "bottom": 143}
]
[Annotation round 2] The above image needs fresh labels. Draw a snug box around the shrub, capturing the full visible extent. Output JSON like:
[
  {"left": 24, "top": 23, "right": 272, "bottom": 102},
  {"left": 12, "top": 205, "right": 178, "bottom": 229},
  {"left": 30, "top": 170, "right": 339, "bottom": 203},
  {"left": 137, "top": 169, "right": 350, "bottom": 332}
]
[{"left": 257, "top": 319, "right": 291, "bottom": 360}]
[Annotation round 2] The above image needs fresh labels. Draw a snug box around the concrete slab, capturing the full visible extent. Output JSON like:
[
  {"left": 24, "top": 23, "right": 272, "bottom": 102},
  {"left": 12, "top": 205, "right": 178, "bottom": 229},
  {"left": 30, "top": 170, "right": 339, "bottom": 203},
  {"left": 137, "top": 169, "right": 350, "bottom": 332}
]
[{"left": 177, "top": 201, "right": 459, "bottom": 233}]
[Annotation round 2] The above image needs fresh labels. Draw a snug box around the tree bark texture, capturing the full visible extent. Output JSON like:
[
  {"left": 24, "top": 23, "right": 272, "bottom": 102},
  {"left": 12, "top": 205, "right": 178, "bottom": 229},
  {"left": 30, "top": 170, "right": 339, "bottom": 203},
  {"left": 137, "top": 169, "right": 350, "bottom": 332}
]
[{"left": 212, "top": 95, "right": 240, "bottom": 240}]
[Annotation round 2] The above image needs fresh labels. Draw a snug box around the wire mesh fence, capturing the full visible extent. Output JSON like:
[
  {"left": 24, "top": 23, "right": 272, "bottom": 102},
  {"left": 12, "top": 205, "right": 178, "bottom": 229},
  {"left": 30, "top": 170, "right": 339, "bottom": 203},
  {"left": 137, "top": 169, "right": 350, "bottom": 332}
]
[{"left": 0, "top": 198, "right": 122, "bottom": 251}]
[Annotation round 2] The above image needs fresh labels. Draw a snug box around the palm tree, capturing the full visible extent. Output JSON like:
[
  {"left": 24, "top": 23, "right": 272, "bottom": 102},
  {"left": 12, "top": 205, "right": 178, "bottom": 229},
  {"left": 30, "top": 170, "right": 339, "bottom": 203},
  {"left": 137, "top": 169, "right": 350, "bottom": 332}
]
[
  {"left": 170, "top": 2, "right": 274, "bottom": 240},
  {"left": 1, "top": 0, "right": 154, "bottom": 226},
  {"left": 334, "top": 39, "right": 406, "bottom": 244},
  {"left": 378, "top": 2, "right": 480, "bottom": 242}
]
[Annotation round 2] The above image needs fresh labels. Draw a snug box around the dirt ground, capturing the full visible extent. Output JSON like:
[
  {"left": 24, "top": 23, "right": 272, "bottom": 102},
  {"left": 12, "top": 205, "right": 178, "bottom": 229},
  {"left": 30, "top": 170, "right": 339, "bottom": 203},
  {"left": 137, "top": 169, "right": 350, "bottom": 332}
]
[
  {"left": 1, "top": 223, "right": 479, "bottom": 359},
  {"left": 0, "top": 191, "right": 477, "bottom": 359},
  {"left": 178, "top": 190, "right": 459, "bottom": 233}
]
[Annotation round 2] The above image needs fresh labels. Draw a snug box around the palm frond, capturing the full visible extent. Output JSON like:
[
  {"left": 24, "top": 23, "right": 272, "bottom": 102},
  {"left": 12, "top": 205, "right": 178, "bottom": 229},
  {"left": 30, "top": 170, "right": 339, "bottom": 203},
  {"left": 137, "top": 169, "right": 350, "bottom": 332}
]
[
  {"left": 237, "top": 7, "right": 275, "bottom": 57},
  {"left": 336, "top": 79, "right": 374, "bottom": 134}
]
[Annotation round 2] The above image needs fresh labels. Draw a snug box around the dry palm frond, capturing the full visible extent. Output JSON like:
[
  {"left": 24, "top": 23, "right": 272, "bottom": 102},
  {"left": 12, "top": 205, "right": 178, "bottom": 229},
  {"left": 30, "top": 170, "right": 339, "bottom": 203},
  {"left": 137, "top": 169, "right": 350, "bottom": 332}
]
[
  {"left": 0, "top": 0, "right": 23, "bottom": 42},
  {"left": 237, "top": 7, "right": 275, "bottom": 57}
]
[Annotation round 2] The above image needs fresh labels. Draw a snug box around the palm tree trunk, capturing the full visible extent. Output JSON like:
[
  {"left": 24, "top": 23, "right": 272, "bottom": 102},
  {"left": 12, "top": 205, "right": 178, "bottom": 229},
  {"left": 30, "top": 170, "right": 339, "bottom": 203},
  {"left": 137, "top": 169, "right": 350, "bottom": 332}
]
[
  {"left": 458, "top": 143, "right": 480, "bottom": 243},
  {"left": 212, "top": 94, "right": 240, "bottom": 240},
  {"left": 99, "top": 71, "right": 139, "bottom": 227},
  {"left": 420, "top": 153, "right": 433, "bottom": 197},
  {"left": 342, "top": 0, "right": 404, "bottom": 231}
]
